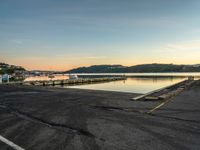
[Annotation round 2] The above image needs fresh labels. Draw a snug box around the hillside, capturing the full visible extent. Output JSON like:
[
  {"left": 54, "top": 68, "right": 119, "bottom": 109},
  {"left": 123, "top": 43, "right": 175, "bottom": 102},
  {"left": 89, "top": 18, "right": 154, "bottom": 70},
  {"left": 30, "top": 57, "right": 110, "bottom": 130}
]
[
  {"left": 66, "top": 65, "right": 126, "bottom": 73},
  {"left": 0, "top": 62, "right": 26, "bottom": 74},
  {"left": 66, "top": 64, "right": 200, "bottom": 73}
]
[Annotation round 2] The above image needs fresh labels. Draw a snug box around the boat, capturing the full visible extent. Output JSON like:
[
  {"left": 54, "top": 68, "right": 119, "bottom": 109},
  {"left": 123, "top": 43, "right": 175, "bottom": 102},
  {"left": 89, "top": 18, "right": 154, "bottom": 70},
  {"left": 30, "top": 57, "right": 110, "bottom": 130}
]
[{"left": 69, "top": 74, "right": 78, "bottom": 80}]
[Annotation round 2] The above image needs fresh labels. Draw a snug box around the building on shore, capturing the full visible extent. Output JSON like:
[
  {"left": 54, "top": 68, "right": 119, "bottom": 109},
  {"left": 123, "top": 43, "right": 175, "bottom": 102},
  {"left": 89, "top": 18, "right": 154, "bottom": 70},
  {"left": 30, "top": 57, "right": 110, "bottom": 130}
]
[{"left": 2, "top": 74, "right": 11, "bottom": 83}]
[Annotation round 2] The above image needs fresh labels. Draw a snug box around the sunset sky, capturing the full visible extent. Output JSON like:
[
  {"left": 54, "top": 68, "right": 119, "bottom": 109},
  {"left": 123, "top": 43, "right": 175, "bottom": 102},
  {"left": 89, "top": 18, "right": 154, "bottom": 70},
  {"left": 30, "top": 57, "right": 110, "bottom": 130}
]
[{"left": 1, "top": 0, "right": 200, "bottom": 71}]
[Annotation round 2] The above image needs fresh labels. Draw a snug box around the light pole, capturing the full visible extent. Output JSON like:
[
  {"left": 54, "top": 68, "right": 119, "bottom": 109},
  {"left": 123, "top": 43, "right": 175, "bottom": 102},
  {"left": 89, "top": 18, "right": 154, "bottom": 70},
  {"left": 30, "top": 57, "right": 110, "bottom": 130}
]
[{"left": 0, "top": 75, "right": 2, "bottom": 84}]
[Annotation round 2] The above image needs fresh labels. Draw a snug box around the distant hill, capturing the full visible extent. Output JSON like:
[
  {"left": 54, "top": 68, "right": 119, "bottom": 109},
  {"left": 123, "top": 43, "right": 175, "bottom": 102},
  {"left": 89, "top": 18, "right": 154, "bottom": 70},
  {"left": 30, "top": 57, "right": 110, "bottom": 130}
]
[
  {"left": 66, "top": 65, "right": 126, "bottom": 73},
  {"left": 0, "top": 62, "right": 26, "bottom": 74},
  {"left": 66, "top": 64, "right": 200, "bottom": 73}
]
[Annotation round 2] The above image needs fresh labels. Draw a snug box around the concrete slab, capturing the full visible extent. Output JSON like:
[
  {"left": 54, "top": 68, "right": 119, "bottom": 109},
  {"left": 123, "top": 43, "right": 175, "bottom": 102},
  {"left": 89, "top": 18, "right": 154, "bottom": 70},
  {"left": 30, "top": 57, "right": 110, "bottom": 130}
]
[{"left": 153, "top": 81, "right": 200, "bottom": 122}]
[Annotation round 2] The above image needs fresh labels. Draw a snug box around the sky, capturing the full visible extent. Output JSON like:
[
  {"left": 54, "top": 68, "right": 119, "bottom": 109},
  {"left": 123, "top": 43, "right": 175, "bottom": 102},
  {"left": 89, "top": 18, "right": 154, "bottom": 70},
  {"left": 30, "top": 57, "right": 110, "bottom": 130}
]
[{"left": 1, "top": 0, "right": 200, "bottom": 71}]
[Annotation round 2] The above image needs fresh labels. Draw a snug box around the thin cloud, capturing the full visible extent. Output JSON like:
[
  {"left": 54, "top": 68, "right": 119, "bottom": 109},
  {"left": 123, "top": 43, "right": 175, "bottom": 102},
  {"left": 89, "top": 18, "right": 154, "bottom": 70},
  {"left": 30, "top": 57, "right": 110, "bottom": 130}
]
[
  {"left": 12, "top": 39, "right": 23, "bottom": 45},
  {"left": 166, "top": 40, "right": 200, "bottom": 51},
  {"left": 11, "top": 39, "right": 32, "bottom": 45},
  {"left": 85, "top": 56, "right": 107, "bottom": 59}
]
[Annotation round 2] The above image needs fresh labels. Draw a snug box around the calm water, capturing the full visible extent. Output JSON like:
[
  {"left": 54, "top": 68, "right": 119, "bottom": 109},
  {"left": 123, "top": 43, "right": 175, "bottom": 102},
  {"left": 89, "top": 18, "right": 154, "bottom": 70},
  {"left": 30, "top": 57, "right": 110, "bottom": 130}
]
[
  {"left": 62, "top": 77, "right": 186, "bottom": 94},
  {"left": 25, "top": 73, "right": 200, "bottom": 94}
]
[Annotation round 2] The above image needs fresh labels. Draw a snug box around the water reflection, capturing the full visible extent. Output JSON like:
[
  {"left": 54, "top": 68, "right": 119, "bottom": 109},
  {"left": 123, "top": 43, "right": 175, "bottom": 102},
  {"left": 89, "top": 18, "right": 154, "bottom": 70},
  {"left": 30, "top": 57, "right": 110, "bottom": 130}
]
[
  {"left": 24, "top": 74, "right": 199, "bottom": 94},
  {"left": 64, "top": 77, "right": 186, "bottom": 94},
  {"left": 24, "top": 75, "right": 68, "bottom": 81}
]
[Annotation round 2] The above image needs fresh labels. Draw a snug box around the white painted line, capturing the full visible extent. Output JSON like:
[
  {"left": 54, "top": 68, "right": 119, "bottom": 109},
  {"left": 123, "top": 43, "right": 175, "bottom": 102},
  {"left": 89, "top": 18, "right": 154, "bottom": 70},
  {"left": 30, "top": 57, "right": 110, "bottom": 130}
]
[
  {"left": 148, "top": 102, "right": 166, "bottom": 114},
  {"left": 0, "top": 135, "right": 25, "bottom": 150}
]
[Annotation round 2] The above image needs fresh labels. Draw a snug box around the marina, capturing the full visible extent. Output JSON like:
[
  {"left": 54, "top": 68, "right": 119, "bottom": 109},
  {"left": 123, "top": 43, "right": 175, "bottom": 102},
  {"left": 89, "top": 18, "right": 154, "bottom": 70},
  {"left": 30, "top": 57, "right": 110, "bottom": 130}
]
[
  {"left": 1, "top": 0, "right": 200, "bottom": 149},
  {"left": 1, "top": 73, "right": 199, "bottom": 94},
  {"left": 0, "top": 79, "right": 200, "bottom": 150}
]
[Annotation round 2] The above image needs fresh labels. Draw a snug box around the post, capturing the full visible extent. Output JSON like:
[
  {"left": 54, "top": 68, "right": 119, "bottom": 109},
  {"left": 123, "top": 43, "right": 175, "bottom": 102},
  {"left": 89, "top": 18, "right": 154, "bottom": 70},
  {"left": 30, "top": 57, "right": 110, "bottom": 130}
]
[
  {"left": 0, "top": 75, "right": 2, "bottom": 84},
  {"left": 7, "top": 75, "right": 10, "bottom": 83},
  {"left": 188, "top": 76, "right": 194, "bottom": 81}
]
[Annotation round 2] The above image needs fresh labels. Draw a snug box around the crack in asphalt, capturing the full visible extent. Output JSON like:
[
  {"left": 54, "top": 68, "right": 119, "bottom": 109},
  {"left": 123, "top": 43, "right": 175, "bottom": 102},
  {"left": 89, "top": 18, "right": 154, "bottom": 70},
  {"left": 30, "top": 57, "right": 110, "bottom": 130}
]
[
  {"left": 90, "top": 105, "right": 144, "bottom": 113},
  {"left": 0, "top": 104, "right": 95, "bottom": 138},
  {"left": 149, "top": 113, "right": 200, "bottom": 123},
  {"left": 90, "top": 105, "right": 200, "bottom": 123}
]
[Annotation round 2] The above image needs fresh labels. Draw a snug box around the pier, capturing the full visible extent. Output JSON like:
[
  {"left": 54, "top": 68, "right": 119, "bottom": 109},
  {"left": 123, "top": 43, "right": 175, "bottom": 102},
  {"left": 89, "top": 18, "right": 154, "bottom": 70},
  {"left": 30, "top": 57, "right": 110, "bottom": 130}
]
[
  {"left": 133, "top": 78, "right": 196, "bottom": 101},
  {"left": 23, "top": 77, "right": 126, "bottom": 86}
]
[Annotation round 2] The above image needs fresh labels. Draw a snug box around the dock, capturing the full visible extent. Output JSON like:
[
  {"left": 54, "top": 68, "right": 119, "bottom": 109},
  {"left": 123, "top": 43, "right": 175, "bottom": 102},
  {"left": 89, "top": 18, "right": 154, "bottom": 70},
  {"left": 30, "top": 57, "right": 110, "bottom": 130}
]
[
  {"left": 2, "top": 77, "right": 126, "bottom": 86},
  {"left": 133, "top": 79, "right": 196, "bottom": 101},
  {"left": 24, "top": 77, "right": 125, "bottom": 86}
]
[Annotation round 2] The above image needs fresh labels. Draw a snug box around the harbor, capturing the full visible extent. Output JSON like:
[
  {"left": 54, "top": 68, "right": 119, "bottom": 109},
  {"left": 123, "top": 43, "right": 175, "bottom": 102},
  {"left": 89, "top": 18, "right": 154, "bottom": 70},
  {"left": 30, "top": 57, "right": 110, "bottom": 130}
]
[
  {"left": 0, "top": 79, "right": 200, "bottom": 150},
  {"left": 1, "top": 0, "right": 200, "bottom": 149},
  {"left": 0, "top": 71, "right": 199, "bottom": 150}
]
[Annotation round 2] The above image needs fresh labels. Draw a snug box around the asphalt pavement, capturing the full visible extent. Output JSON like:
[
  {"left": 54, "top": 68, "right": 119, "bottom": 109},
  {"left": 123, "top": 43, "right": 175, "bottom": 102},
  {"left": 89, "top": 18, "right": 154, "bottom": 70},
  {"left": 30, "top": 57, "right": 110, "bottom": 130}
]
[{"left": 0, "top": 83, "right": 200, "bottom": 150}]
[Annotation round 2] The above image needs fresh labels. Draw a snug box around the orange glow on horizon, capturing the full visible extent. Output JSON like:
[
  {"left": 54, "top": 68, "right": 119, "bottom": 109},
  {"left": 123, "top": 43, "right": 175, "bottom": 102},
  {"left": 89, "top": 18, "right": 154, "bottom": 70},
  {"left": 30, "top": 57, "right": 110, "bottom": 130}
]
[
  {"left": 12, "top": 60, "right": 200, "bottom": 71},
  {"left": 3, "top": 54, "right": 200, "bottom": 71}
]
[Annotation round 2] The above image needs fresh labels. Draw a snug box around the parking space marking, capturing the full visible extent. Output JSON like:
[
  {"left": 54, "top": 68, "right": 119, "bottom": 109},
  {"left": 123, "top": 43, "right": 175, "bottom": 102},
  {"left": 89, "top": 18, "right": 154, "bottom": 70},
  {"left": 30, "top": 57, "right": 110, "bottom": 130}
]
[{"left": 0, "top": 135, "right": 25, "bottom": 150}]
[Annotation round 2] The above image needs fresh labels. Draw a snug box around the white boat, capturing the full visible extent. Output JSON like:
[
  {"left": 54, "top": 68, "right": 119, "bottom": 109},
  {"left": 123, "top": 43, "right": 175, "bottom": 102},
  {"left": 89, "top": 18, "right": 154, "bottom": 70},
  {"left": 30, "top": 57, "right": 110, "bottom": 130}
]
[{"left": 69, "top": 74, "right": 78, "bottom": 80}]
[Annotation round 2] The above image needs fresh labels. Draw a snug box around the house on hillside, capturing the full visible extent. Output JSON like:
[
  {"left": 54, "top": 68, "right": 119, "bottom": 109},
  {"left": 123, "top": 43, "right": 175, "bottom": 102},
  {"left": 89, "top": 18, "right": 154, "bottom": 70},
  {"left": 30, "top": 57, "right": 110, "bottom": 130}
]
[{"left": 2, "top": 74, "right": 11, "bottom": 82}]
